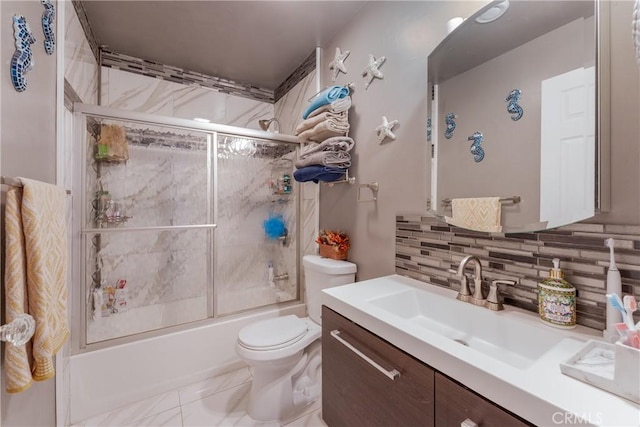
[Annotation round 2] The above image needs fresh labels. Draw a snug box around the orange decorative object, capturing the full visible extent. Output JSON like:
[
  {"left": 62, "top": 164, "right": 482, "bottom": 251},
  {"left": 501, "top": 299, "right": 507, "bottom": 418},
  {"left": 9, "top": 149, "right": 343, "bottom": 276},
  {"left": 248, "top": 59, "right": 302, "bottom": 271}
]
[{"left": 319, "top": 243, "right": 348, "bottom": 260}]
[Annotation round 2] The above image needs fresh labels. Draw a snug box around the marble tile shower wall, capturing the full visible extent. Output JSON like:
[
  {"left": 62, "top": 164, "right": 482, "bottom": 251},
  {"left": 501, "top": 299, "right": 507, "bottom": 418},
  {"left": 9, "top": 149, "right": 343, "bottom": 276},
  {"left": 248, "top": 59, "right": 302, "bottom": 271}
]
[
  {"left": 274, "top": 70, "right": 320, "bottom": 301},
  {"left": 101, "top": 67, "right": 273, "bottom": 129},
  {"left": 396, "top": 215, "right": 640, "bottom": 330},
  {"left": 65, "top": 1, "right": 99, "bottom": 104}
]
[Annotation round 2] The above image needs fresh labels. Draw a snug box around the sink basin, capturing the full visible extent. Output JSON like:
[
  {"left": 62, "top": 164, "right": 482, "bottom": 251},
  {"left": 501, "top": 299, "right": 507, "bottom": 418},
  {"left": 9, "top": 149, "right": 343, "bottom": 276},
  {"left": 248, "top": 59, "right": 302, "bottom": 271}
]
[{"left": 366, "top": 286, "right": 567, "bottom": 369}]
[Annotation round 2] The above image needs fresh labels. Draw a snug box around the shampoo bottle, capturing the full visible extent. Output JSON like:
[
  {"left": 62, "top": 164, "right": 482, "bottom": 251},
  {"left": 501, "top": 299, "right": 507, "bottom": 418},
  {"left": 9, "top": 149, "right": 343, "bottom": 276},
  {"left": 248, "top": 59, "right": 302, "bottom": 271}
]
[
  {"left": 538, "top": 258, "right": 576, "bottom": 329},
  {"left": 604, "top": 238, "right": 623, "bottom": 342}
]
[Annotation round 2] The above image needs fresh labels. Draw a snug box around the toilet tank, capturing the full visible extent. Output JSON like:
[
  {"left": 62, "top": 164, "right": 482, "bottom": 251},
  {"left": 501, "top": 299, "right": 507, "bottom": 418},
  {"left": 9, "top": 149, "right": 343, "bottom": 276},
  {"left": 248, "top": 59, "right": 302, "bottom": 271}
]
[{"left": 303, "top": 255, "right": 356, "bottom": 324}]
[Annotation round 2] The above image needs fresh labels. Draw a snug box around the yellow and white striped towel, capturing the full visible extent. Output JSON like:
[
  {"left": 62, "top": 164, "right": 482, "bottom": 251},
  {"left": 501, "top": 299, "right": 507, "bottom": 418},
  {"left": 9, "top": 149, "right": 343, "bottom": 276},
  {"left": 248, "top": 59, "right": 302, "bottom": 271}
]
[
  {"left": 445, "top": 197, "right": 503, "bottom": 233},
  {"left": 4, "top": 178, "right": 69, "bottom": 393}
]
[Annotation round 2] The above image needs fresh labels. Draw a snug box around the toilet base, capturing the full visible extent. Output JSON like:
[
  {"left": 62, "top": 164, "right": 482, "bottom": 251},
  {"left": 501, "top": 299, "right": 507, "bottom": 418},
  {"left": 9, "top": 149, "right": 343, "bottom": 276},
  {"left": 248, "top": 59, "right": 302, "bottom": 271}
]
[{"left": 246, "top": 341, "right": 322, "bottom": 422}]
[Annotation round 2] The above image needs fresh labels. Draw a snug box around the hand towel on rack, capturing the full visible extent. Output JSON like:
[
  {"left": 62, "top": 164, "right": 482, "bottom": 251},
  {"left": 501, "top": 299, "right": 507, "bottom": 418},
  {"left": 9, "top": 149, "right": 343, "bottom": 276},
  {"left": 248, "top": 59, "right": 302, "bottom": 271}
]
[
  {"left": 297, "top": 119, "right": 350, "bottom": 142},
  {"left": 294, "top": 150, "right": 351, "bottom": 169},
  {"left": 295, "top": 111, "right": 348, "bottom": 135},
  {"left": 299, "top": 137, "right": 355, "bottom": 157},
  {"left": 444, "top": 197, "right": 502, "bottom": 233},
  {"left": 307, "top": 96, "right": 352, "bottom": 119},
  {"left": 293, "top": 165, "right": 346, "bottom": 183},
  {"left": 4, "top": 178, "right": 69, "bottom": 393},
  {"left": 302, "top": 86, "right": 350, "bottom": 119}
]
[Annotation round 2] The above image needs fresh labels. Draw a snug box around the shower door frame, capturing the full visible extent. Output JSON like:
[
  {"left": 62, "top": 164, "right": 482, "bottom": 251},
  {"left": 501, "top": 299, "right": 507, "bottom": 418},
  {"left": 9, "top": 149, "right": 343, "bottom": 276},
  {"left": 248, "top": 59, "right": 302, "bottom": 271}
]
[{"left": 72, "top": 103, "right": 302, "bottom": 353}]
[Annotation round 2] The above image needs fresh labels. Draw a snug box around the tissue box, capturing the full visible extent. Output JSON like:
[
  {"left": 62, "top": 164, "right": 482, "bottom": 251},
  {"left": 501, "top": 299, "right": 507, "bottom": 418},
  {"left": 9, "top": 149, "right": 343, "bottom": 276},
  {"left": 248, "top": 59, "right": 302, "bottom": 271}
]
[{"left": 560, "top": 339, "right": 639, "bottom": 403}]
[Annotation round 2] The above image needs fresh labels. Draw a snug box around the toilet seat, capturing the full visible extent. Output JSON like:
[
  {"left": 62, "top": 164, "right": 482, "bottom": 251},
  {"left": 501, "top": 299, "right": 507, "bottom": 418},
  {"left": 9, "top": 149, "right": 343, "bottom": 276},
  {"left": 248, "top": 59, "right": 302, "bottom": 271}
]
[
  {"left": 238, "top": 315, "right": 309, "bottom": 351},
  {"left": 236, "top": 316, "right": 321, "bottom": 362}
]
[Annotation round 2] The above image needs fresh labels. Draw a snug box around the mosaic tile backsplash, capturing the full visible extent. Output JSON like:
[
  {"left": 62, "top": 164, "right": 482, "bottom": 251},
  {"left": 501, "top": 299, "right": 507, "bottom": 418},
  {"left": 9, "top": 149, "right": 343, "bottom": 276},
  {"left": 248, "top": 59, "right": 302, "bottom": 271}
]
[{"left": 396, "top": 215, "right": 640, "bottom": 330}]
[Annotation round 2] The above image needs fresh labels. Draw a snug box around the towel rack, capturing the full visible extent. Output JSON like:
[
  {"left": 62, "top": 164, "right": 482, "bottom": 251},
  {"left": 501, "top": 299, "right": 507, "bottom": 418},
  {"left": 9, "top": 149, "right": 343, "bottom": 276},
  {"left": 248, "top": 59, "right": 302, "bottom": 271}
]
[
  {"left": 1, "top": 176, "right": 71, "bottom": 194},
  {"left": 325, "top": 169, "right": 356, "bottom": 186},
  {"left": 441, "top": 195, "right": 521, "bottom": 206}
]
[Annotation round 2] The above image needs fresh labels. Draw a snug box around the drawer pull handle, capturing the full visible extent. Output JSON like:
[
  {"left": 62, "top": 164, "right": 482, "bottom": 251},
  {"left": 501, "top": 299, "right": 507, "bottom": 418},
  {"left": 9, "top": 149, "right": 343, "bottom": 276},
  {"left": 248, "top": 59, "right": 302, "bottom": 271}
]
[
  {"left": 461, "top": 419, "right": 479, "bottom": 427},
  {"left": 330, "top": 329, "right": 401, "bottom": 380}
]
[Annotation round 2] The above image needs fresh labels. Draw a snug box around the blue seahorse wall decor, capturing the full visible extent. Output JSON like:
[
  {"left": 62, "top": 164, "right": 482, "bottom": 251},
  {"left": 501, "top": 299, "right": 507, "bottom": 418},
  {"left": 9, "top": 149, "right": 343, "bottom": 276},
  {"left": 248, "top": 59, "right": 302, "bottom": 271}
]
[
  {"left": 506, "top": 89, "right": 523, "bottom": 121},
  {"left": 42, "top": 0, "right": 55, "bottom": 55},
  {"left": 468, "top": 131, "right": 485, "bottom": 162},
  {"left": 10, "top": 15, "right": 36, "bottom": 92},
  {"left": 444, "top": 113, "right": 457, "bottom": 139}
]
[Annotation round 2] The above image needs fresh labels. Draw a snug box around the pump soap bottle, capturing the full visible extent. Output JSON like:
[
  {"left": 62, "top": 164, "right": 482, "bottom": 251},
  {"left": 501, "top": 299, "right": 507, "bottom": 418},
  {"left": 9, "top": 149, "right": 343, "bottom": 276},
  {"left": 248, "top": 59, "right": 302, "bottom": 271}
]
[{"left": 538, "top": 258, "right": 576, "bottom": 329}]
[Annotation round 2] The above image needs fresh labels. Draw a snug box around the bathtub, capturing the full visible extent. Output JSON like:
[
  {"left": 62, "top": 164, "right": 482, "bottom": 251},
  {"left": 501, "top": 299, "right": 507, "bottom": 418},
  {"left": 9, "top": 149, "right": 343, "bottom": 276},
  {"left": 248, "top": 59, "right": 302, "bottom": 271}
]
[{"left": 68, "top": 302, "right": 306, "bottom": 424}]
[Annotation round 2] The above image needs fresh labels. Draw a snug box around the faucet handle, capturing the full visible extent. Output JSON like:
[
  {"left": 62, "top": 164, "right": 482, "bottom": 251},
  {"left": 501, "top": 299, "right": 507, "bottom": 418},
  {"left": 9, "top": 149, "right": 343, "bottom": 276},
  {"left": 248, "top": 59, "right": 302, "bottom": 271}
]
[{"left": 485, "top": 280, "right": 516, "bottom": 311}]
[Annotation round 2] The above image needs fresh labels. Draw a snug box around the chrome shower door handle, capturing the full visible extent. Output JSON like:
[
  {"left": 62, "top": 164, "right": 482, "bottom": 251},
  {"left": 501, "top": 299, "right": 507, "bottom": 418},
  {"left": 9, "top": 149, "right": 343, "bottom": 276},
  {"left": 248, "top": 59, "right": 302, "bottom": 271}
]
[{"left": 330, "top": 329, "right": 400, "bottom": 380}]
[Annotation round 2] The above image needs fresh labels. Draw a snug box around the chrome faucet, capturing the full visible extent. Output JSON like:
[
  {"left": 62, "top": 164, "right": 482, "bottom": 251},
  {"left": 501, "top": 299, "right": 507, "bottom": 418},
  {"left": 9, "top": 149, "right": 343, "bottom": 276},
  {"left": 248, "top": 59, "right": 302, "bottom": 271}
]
[{"left": 456, "top": 256, "right": 485, "bottom": 306}]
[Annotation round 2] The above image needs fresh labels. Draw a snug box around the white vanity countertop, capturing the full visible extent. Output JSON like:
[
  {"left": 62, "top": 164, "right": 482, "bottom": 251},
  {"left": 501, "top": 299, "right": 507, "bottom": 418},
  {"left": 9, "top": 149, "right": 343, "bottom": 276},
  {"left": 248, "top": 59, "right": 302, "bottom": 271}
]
[{"left": 321, "top": 275, "right": 640, "bottom": 427}]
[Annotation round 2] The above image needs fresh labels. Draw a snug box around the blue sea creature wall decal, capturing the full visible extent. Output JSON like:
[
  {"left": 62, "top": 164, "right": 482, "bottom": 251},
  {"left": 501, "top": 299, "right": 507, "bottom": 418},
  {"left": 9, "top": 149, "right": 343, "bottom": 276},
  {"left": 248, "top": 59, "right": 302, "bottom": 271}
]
[
  {"left": 10, "top": 15, "right": 36, "bottom": 92},
  {"left": 468, "top": 131, "right": 485, "bottom": 162},
  {"left": 506, "top": 89, "right": 523, "bottom": 121},
  {"left": 41, "top": 0, "right": 55, "bottom": 55},
  {"left": 444, "top": 113, "right": 457, "bottom": 139}
]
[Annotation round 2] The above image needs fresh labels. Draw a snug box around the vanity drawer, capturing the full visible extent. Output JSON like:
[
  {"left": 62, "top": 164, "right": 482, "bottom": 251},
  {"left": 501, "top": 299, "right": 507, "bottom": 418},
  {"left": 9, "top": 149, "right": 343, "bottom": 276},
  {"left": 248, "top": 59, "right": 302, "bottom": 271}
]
[
  {"left": 435, "top": 372, "right": 532, "bottom": 427},
  {"left": 322, "top": 306, "right": 435, "bottom": 427}
]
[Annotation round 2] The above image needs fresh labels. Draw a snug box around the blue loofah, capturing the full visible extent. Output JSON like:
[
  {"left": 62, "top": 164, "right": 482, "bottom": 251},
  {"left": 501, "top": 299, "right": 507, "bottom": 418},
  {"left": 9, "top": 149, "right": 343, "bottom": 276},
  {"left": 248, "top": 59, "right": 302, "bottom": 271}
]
[{"left": 263, "top": 215, "right": 286, "bottom": 239}]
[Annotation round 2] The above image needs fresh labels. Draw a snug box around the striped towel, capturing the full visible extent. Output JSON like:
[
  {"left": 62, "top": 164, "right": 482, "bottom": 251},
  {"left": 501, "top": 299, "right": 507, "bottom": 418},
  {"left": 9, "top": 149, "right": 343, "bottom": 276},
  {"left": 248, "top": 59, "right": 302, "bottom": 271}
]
[{"left": 4, "top": 178, "right": 69, "bottom": 393}]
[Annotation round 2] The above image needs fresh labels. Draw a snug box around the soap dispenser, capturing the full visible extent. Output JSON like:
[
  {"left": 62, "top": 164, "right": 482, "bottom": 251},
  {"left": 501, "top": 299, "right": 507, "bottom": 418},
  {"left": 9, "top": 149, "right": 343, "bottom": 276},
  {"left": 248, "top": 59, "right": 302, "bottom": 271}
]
[{"left": 538, "top": 258, "right": 576, "bottom": 329}]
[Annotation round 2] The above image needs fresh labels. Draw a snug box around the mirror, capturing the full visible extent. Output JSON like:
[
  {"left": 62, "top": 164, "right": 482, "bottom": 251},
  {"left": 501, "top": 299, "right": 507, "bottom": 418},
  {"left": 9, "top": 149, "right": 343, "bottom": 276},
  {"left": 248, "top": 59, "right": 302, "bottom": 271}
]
[{"left": 427, "top": 0, "right": 608, "bottom": 233}]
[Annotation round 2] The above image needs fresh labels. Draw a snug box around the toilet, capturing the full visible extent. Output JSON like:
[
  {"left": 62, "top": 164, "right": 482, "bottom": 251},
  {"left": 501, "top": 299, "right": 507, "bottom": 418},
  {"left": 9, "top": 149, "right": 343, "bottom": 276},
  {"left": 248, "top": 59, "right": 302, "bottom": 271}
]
[{"left": 236, "top": 254, "right": 356, "bottom": 421}]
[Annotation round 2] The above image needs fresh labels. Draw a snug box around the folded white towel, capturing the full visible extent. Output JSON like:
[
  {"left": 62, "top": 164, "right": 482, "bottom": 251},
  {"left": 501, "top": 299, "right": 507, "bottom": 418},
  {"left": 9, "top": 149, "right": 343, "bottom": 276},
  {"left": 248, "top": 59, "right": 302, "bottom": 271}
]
[
  {"left": 298, "top": 119, "right": 350, "bottom": 142},
  {"left": 295, "top": 150, "right": 351, "bottom": 169},
  {"left": 295, "top": 111, "right": 348, "bottom": 135},
  {"left": 300, "top": 136, "right": 355, "bottom": 157},
  {"left": 307, "top": 96, "right": 352, "bottom": 119}
]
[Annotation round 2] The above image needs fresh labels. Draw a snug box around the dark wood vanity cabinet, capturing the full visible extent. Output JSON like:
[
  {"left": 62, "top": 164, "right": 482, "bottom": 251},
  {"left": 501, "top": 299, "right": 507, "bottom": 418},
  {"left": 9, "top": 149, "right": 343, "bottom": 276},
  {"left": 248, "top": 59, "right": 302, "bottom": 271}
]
[
  {"left": 322, "top": 306, "right": 435, "bottom": 427},
  {"left": 322, "top": 306, "right": 532, "bottom": 427},
  {"left": 435, "top": 373, "right": 531, "bottom": 427}
]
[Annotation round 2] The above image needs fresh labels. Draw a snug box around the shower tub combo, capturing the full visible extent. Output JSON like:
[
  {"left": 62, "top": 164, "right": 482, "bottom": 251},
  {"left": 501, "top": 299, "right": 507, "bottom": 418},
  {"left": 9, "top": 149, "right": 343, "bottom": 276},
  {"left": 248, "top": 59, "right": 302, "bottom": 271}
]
[{"left": 68, "top": 104, "right": 306, "bottom": 423}]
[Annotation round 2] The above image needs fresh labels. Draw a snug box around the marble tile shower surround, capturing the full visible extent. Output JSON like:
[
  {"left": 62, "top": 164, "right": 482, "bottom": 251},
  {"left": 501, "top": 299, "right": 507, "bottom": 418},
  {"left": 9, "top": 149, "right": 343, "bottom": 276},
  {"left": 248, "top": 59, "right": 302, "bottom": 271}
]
[
  {"left": 274, "top": 70, "right": 320, "bottom": 303},
  {"left": 274, "top": 50, "right": 317, "bottom": 103},
  {"left": 102, "top": 50, "right": 274, "bottom": 103},
  {"left": 71, "top": 0, "right": 100, "bottom": 61},
  {"left": 396, "top": 215, "right": 640, "bottom": 330},
  {"left": 66, "top": 0, "right": 99, "bottom": 104},
  {"left": 101, "top": 67, "right": 273, "bottom": 130}
]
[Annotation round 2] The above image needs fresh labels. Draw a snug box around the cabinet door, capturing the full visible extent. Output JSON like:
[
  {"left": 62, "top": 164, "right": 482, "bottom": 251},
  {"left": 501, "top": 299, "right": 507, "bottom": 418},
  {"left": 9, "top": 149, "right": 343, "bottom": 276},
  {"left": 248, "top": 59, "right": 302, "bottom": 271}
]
[
  {"left": 322, "top": 306, "right": 435, "bottom": 427},
  {"left": 435, "top": 373, "right": 532, "bottom": 427}
]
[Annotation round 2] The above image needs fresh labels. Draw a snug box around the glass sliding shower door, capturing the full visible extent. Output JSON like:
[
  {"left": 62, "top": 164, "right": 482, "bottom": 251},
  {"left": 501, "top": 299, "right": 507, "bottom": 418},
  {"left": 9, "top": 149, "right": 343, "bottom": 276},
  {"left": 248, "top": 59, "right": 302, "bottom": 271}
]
[
  {"left": 215, "top": 134, "right": 299, "bottom": 315},
  {"left": 74, "top": 105, "right": 300, "bottom": 348},
  {"left": 81, "top": 114, "right": 214, "bottom": 344}
]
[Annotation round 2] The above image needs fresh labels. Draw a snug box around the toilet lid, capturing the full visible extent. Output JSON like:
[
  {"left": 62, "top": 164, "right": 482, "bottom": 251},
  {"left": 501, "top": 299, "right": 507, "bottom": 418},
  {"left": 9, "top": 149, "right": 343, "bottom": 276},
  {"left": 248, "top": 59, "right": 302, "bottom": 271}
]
[{"left": 238, "top": 315, "right": 309, "bottom": 350}]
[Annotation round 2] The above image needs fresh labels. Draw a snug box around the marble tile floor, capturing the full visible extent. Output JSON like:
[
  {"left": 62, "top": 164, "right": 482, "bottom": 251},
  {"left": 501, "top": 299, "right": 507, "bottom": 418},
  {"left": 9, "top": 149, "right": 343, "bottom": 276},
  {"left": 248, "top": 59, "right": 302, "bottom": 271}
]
[{"left": 72, "top": 366, "right": 327, "bottom": 427}]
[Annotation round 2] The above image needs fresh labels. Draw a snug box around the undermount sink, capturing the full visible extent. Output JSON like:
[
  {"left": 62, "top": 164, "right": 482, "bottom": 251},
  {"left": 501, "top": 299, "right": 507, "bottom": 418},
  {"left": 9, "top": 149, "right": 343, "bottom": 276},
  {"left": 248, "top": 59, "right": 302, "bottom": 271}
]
[{"left": 365, "top": 284, "right": 567, "bottom": 370}]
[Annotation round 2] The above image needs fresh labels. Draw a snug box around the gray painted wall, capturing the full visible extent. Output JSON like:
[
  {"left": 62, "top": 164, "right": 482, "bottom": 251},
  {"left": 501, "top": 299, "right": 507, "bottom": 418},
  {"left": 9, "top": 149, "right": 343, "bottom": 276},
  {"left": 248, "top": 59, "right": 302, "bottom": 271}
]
[
  {"left": 1, "top": 1, "right": 58, "bottom": 426},
  {"left": 319, "top": 1, "right": 487, "bottom": 281},
  {"left": 319, "top": 1, "right": 640, "bottom": 282}
]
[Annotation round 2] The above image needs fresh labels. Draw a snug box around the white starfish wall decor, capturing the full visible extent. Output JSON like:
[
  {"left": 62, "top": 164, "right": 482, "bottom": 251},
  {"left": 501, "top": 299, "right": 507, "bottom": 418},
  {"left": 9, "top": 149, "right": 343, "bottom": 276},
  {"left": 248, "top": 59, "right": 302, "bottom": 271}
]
[
  {"left": 329, "top": 47, "right": 350, "bottom": 82},
  {"left": 362, "top": 54, "right": 386, "bottom": 89},
  {"left": 375, "top": 116, "right": 399, "bottom": 144}
]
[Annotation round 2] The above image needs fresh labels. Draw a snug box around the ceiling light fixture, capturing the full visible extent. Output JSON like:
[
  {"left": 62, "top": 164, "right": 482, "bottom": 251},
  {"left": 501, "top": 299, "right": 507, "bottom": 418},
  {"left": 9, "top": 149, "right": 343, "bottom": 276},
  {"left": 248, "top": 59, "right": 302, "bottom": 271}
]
[
  {"left": 258, "top": 118, "right": 281, "bottom": 133},
  {"left": 475, "top": 0, "right": 510, "bottom": 24}
]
